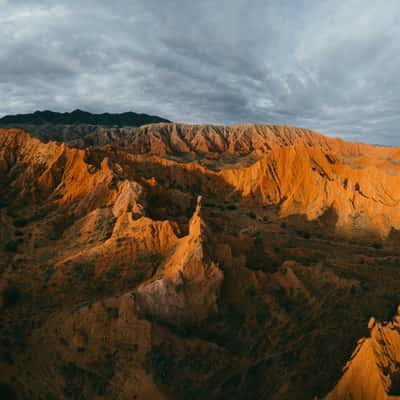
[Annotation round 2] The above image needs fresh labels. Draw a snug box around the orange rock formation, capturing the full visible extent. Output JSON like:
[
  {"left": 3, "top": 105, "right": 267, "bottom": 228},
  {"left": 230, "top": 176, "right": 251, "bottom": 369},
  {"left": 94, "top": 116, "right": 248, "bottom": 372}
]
[{"left": 1, "top": 124, "right": 400, "bottom": 399}]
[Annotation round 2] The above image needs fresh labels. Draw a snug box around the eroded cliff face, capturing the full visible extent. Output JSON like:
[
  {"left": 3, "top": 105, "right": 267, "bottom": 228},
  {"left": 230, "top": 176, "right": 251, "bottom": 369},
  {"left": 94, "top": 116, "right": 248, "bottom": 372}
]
[
  {"left": 220, "top": 142, "right": 400, "bottom": 237},
  {"left": 135, "top": 196, "right": 224, "bottom": 327},
  {"left": 71, "top": 123, "right": 400, "bottom": 238},
  {"left": 326, "top": 310, "right": 400, "bottom": 400},
  {"left": 1, "top": 125, "right": 400, "bottom": 399},
  {"left": 4, "top": 125, "right": 400, "bottom": 241}
]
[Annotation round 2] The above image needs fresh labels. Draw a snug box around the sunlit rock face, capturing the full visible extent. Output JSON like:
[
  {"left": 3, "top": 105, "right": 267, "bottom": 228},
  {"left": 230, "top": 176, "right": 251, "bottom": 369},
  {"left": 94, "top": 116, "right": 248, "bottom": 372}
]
[
  {"left": 326, "top": 307, "right": 400, "bottom": 400},
  {"left": 135, "top": 196, "right": 224, "bottom": 327}
]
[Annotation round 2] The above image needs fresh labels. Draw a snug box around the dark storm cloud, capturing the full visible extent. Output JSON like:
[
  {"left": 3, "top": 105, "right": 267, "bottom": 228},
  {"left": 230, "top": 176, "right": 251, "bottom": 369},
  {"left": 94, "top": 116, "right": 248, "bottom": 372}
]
[{"left": 1, "top": 0, "right": 400, "bottom": 145}]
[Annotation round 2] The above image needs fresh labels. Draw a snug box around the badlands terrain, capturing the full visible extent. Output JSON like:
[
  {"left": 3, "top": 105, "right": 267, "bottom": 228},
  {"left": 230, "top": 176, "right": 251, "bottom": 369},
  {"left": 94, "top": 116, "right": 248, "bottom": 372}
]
[{"left": 2, "top": 116, "right": 400, "bottom": 399}]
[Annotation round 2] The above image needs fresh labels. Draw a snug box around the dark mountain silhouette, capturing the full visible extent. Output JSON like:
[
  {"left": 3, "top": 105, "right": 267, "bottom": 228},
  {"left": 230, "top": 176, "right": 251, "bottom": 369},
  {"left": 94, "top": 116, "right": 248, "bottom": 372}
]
[{"left": 0, "top": 109, "right": 170, "bottom": 127}]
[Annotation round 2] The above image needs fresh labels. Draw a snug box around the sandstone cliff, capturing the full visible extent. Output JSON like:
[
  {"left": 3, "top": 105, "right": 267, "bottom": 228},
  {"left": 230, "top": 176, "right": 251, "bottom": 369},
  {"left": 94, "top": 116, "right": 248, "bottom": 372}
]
[{"left": 326, "top": 310, "right": 400, "bottom": 400}]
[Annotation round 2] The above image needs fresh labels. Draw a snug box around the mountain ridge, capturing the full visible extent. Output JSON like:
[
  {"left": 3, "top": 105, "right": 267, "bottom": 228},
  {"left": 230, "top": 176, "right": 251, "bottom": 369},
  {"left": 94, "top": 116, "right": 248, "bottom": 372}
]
[{"left": 0, "top": 109, "right": 170, "bottom": 127}]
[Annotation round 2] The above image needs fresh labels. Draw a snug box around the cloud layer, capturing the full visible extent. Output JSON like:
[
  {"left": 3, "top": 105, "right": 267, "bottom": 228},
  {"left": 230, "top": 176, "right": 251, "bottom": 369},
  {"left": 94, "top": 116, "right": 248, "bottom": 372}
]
[{"left": 1, "top": 0, "right": 400, "bottom": 145}]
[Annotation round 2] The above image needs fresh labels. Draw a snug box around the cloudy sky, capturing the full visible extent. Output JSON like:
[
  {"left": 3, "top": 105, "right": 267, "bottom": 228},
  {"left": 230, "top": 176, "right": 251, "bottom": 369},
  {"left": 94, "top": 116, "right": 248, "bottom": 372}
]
[{"left": 1, "top": 0, "right": 400, "bottom": 145}]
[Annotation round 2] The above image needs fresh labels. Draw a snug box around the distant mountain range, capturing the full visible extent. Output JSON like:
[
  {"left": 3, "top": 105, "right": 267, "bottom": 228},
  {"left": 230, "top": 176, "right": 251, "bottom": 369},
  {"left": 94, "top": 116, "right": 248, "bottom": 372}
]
[{"left": 0, "top": 109, "right": 170, "bottom": 127}]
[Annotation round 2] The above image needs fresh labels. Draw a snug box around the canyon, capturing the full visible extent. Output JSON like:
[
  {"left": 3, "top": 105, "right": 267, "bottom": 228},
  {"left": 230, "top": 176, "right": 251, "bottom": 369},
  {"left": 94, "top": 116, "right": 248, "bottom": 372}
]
[{"left": 1, "top": 122, "right": 400, "bottom": 399}]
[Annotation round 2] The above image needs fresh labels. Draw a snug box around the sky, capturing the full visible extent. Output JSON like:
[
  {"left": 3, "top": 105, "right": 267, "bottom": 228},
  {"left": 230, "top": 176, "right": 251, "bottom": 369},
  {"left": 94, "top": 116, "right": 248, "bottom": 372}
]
[{"left": 1, "top": 0, "right": 400, "bottom": 145}]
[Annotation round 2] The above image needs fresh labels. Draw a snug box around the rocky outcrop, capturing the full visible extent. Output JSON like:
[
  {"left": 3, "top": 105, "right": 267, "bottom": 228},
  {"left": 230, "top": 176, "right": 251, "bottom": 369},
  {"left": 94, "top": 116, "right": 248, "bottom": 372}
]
[
  {"left": 326, "top": 308, "right": 400, "bottom": 400},
  {"left": 112, "top": 180, "right": 146, "bottom": 219},
  {"left": 220, "top": 143, "right": 400, "bottom": 237},
  {"left": 135, "top": 196, "right": 224, "bottom": 327}
]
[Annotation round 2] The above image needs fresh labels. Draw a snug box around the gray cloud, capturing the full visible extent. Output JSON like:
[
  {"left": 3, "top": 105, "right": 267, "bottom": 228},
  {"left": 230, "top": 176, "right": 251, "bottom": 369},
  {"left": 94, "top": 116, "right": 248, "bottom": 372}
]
[{"left": 1, "top": 0, "right": 400, "bottom": 145}]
